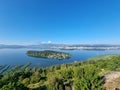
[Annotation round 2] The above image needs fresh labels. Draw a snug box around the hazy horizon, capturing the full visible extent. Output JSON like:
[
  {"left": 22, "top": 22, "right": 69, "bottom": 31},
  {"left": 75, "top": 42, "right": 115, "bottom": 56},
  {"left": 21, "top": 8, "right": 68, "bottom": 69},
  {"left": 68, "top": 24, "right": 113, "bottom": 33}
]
[{"left": 1, "top": 43, "right": 120, "bottom": 46}]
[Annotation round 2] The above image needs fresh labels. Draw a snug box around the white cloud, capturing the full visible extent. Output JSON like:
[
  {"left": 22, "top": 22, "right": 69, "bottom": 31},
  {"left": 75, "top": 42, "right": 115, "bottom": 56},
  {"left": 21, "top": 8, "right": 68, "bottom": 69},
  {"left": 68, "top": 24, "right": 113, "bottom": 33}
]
[
  {"left": 40, "top": 41, "right": 52, "bottom": 44},
  {"left": 47, "top": 41, "right": 52, "bottom": 44}
]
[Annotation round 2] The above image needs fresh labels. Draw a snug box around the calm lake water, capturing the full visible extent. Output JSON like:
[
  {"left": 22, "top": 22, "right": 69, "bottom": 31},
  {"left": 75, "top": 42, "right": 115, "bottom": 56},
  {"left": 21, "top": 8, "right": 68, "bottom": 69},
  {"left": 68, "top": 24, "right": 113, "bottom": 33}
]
[{"left": 0, "top": 49, "right": 120, "bottom": 67}]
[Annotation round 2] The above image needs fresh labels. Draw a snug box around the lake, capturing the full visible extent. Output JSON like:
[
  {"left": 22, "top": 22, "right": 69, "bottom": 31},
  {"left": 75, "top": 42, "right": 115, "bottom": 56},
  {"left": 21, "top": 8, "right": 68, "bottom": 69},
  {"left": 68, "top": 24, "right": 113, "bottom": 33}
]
[{"left": 0, "top": 49, "right": 120, "bottom": 67}]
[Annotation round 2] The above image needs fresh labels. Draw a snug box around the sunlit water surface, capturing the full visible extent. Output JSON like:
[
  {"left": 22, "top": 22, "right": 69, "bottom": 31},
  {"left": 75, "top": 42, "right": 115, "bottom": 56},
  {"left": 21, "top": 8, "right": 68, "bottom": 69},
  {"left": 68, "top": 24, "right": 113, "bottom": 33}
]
[{"left": 0, "top": 49, "right": 120, "bottom": 67}]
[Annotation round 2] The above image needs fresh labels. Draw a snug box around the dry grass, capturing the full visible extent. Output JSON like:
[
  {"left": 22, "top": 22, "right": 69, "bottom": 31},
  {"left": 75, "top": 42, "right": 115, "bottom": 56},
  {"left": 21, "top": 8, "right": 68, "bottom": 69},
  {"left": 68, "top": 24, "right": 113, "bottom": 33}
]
[{"left": 104, "top": 72, "right": 120, "bottom": 90}]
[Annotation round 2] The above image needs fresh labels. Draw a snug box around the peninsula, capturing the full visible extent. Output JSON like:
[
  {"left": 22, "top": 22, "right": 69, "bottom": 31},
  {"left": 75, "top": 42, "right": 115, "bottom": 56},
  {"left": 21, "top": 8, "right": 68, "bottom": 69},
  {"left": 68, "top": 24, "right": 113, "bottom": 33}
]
[{"left": 26, "top": 50, "right": 71, "bottom": 60}]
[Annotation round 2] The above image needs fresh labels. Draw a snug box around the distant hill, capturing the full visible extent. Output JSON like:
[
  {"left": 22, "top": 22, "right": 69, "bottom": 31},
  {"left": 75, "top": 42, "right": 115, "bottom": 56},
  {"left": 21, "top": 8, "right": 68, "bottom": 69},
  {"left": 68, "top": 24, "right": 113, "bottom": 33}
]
[{"left": 0, "top": 44, "right": 120, "bottom": 50}]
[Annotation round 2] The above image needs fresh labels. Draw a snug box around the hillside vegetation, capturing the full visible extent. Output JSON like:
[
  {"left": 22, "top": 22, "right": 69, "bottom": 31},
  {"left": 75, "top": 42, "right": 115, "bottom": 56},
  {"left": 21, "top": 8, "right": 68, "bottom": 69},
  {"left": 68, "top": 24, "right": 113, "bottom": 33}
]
[{"left": 0, "top": 54, "right": 120, "bottom": 90}]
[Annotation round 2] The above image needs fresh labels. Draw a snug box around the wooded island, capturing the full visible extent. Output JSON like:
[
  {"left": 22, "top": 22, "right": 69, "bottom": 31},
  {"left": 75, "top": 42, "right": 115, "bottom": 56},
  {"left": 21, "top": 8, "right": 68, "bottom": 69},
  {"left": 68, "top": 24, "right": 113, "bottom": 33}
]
[{"left": 26, "top": 50, "right": 71, "bottom": 60}]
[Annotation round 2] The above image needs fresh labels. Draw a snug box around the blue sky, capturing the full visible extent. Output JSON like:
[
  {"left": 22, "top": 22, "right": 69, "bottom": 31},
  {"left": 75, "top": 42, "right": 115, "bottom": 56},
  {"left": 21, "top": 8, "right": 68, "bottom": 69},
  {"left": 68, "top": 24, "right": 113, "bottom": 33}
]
[{"left": 0, "top": 0, "right": 120, "bottom": 45}]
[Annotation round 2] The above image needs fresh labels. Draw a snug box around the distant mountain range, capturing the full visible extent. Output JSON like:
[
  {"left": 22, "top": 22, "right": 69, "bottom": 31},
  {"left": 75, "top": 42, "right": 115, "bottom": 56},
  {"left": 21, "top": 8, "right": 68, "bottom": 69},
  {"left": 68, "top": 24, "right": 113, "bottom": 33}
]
[
  {"left": 0, "top": 44, "right": 63, "bottom": 49},
  {"left": 0, "top": 44, "right": 120, "bottom": 50}
]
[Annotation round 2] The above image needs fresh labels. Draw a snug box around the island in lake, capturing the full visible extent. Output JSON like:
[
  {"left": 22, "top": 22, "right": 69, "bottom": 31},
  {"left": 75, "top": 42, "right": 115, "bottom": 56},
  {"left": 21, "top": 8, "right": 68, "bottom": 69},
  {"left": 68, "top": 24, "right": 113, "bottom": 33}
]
[{"left": 26, "top": 50, "right": 71, "bottom": 60}]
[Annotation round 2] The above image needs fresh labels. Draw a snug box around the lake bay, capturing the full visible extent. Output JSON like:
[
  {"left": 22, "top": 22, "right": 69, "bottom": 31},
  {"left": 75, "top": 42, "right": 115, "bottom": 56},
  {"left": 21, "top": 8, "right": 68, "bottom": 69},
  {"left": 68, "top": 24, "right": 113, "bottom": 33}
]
[{"left": 0, "top": 49, "right": 120, "bottom": 67}]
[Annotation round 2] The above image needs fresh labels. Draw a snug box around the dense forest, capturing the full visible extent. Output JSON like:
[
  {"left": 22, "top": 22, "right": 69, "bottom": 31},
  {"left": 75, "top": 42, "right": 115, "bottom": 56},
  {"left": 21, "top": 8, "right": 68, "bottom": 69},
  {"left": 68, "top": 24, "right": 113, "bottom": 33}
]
[
  {"left": 1, "top": 54, "right": 120, "bottom": 90},
  {"left": 27, "top": 50, "right": 71, "bottom": 60}
]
